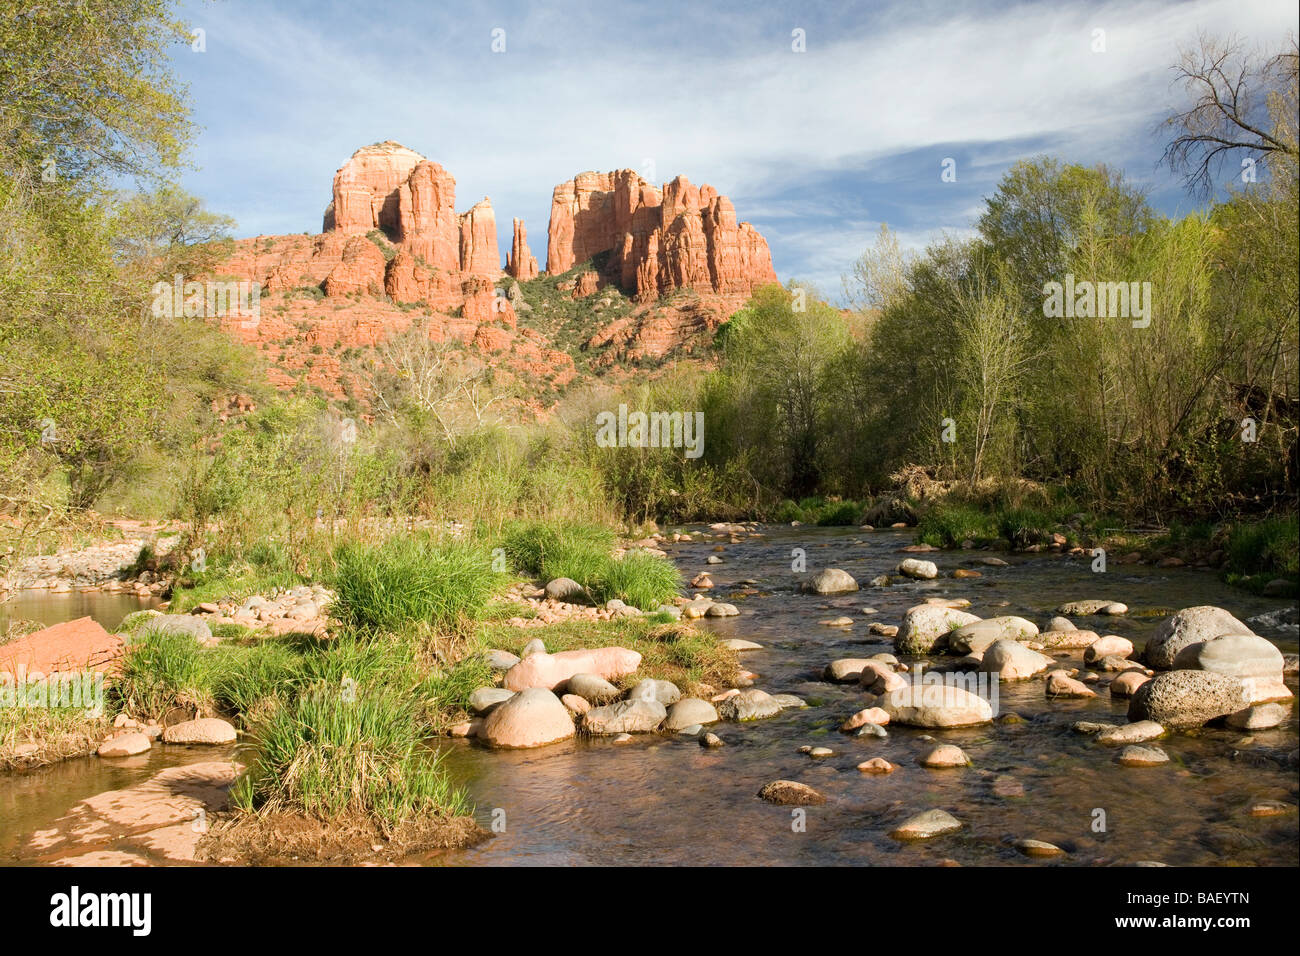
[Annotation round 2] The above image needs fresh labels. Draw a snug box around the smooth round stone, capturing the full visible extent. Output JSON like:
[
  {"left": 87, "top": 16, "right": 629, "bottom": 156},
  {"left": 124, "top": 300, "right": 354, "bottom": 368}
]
[
  {"left": 543, "top": 578, "right": 588, "bottom": 602},
  {"left": 1117, "top": 745, "right": 1170, "bottom": 767},
  {"left": 480, "top": 688, "right": 576, "bottom": 748},
  {"left": 919, "top": 744, "right": 969, "bottom": 768},
  {"left": 662, "top": 697, "right": 719, "bottom": 731},
  {"left": 699, "top": 732, "right": 724, "bottom": 748},
  {"left": 566, "top": 672, "right": 621, "bottom": 703},
  {"left": 560, "top": 693, "right": 590, "bottom": 715},
  {"left": 627, "top": 678, "right": 681, "bottom": 705},
  {"left": 808, "top": 747, "right": 834, "bottom": 758},
  {"left": 705, "top": 602, "right": 740, "bottom": 617},
  {"left": 1015, "top": 839, "right": 1065, "bottom": 858},
  {"left": 1097, "top": 720, "right": 1165, "bottom": 745},
  {"left": 854, "top": 722, "right": 889, "bottom": 738},
  {"left": 823, "top": 658, "right": 871, "bottom": 682},
  {"left": 857, "top": 757, "right": 894, "bottom": 773},
  {"left": 521, "top": 638, "right": 547, "bottom": 658},
  {"left": 162, "top": 718, "right": 237, "bottom": 745},
  {"left": 1247, "top": 800, "right": 1295, "bottom": 817},
  {"left": 721, "top": 638, "right": 763, "bottom": 651},
  {"left": 896, "top": 558, "right": 938, "bottom": 580},
  {"left": 716, "top": 688, "right": 782, "bottom": 721},
  {"left": 800, "top": 568, "right": 858, "bottom": 594},
  {"left": 1109, "top": 671, "right": 1151, "bottom": 698},
  {"left": 468, "top": 687, "right": 515, "bottom": 714},
  {"left": 484, "top": 648, "right": 520, "bottom": 671},
  {"left": 819, "top": 616, "right": 855, "bottom": 627},
  {"left": 97, "top": 732, "right": 151, "bottom": 757},
  {"left": 758, "top": 780, "right": 826, "bottom": 805},
  {"left": 1226, "top": 702, "right": 1291, "bottom": 730},
  {"left": 890, "top": 809, "right": 962, "bottom": 840}
]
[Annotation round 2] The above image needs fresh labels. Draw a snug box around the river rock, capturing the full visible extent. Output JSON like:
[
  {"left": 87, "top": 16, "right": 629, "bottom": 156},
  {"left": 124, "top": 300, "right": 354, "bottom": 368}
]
[
  {"left": 979, "top": 639, "right": 1053, "bottom": 680},
  {"left": 700, "top": 732, "right": 724, "bottom": 748},
  {"left": 857, "top": 757, "right": 895, "bottom": 773},
  {"left": 1045, "top": 671, "right": 1096, "bottom": 698},
  {"left": 758, "top": 780, "right": 825, "bottom": 805},
  {"left": 823, "top": 658, "right": 871, "bottom": 683},
  {"left": 1145, "top": 606, "right": 1255, "bottom": 670},
  {"left": 841, "top": 706, "right": 891, "bottom": 731},
  {"left": 480, "top": 688, "right": 576, "bottom": 748},
  {"left": 722, "top": 638, "right": 762, "bottom": 651},
  {"left": 1097, "top": 720, "right": 1165, "bottom": 744},
  {"left": 896, "top": 558, "right": 938, "bottom": 580},
  {"left": 484, "top": 649, "right": 520, "bottom": 671},
  {"left": 503, "top": 646, "right": 641, "bottom": 692},
  {"left": 561, "top": 694, "right": 590, "bottom": 715},
  {"left": 857, "top": 661, "right": 908, "bottom": 694},
  {"left": 1084, "top": 635, "right": 1134, "bottom": 663},
  {"left": 97, "top": 733, "right": 151, "bottom": 757},
  {"left": 1225, "top": 701, "right": 1291, "bottom": 730},
  {"left": 544, "top": 577, "right": 589, "bottom": 603},
  {"left": 681, "top": 599, "right": 712, "bottom": 619},
  {"left": 801, "top": 568, "right": 858, "bottom": 594},
  {"left": 581, "top": 698, "right": 667, "bottom": 735},
  {"left": 879, "top": 683, "right": 993, "bottom": 727},
  {"left": 663, "top": 698, "right": 719, "bottom": 731},
  {"left": 890, "top": 809, "right": 962, "bottom": 840},
  {"left": 1092, "top": 654, "right": 1140, "bottom": 672},
  {"left": 1109, "top": 671, "right": 1151, "bottom": 697},
  {"left": 716, "top": 688, "right": 782, "bottom": 721},
  {"left": 1047, "top": 616, "right": 1076, "bottom": 632},
  {"left": 141, "top": 614, "right": 216, "bottom": 648},
  {"left": 1171, "top": 633, "right": 1284, "bottom": 682},
  {"left": 162, "top": 718, "right": 236, "bottom": 745},
  {"left": 1128, "top": 670, "right": 1251, "bottom": 729},
  {"left": 705, "top": 603, "right": 740, "bottom": 617},
  {"left": 468, "top": 687, "right": 515, "bottom": 714},
  {"left": 1015, "top": 839, "right": 1065, "bottom": 858},
  {"left": 894, "top": 605, "right": 981, "bottom": 655},
  {"left": 565, "top": 672, "right": 621, "bottom": 703},
  {"left": 948, "top": 616, "right": 1040, "bottom": 654},
  {"left": 1058, "top": 600, "right": 1128, "bottom": 615},
  {"left": 521, "top": 638, "right": 547, "bottom": 658},
  {"left": 1117, "top": 745, "right": 1169, "bottom": 767},
  {"left": 919, "top": 744, "right": 969, "bottom": 768},
  {"left": 628, "top": 678, "right": 681, "bottom": 705},
  {"left": 771, "top": 694, "right": 807, "bottom": 710}
]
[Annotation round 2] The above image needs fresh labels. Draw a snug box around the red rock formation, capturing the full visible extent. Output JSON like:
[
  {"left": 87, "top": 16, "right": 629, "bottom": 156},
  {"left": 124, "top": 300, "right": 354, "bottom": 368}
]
[
  {"left": 397, "top": 159, "right": 461, "bottom": 270},
  {"left": 327, "top": 141, "right": 425, "bottom": 235},
  {"left": 323, "top": 235, "right": 387, "bottom": 297},
  {"left": 458, "top": 199, "right": 500, "bottom": 277},
  {"left": 507, "top": 218, "right": 539, "bottom": 280},
  {"left": 546, "top": 169, "right": 776, "bottom": 301}
]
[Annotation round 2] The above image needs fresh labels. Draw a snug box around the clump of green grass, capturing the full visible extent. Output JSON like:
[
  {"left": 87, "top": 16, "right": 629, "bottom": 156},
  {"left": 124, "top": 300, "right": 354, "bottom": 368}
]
[
  {"left": 332, "top": 536, "right": 501, "bottom": 632},
  {"left": 497, "top": 520, "right": 679, "bottom": 609},
  {"left": 915, "top": 503, "right": 1000, "bottom": 547},
  {"left": 231, "top": 681, "right": 469, "bottom": 828},
  {"left": 114, "top": 627, "right": 211, "bottom": 719},
  {"left": 499, "top": 520, "right": 615, "bottom": 576},
  {"left": 594, "top": 550, "right": 682, "bottom": 609}
]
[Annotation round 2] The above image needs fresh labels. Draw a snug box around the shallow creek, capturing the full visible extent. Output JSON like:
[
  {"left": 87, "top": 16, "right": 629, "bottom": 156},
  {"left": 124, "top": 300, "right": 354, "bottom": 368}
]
[{"left": 3, "top": 526, "right": 1297, "bottom": 866}]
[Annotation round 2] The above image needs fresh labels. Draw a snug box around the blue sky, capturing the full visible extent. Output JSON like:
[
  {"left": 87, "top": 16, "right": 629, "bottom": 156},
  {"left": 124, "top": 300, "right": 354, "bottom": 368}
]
[{"left": 172, "top": 0, "right": 1297, "bottom": 300}]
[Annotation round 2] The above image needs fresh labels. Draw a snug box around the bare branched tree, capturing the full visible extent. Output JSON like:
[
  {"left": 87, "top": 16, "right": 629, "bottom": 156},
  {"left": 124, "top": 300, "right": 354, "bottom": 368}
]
[
  {"left": 351, "top": 319, "right": 503, "bottom": 445},
  {"left": 1161, "top": 32, "right": 1299, "bottom": 196}
]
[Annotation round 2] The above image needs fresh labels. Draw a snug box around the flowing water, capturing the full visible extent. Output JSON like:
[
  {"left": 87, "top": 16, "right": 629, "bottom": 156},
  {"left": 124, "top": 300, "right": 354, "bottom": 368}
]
[{"left": 2, "top": 527, "right": 1296, "bottom": 866}]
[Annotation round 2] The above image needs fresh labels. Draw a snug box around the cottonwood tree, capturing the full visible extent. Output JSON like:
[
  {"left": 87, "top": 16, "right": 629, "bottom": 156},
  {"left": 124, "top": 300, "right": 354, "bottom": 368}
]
[{"left": 1161, "top": 33, "right": 1299, "bottom": 196}]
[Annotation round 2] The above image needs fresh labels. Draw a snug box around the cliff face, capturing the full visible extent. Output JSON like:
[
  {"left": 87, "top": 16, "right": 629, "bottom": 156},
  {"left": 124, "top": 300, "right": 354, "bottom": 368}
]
[
  {"left": 546, "top": 169, "right": 776, "bottom": 301},
  {"left": 506, "top": 218, "right": 539, "bottom": 280}
]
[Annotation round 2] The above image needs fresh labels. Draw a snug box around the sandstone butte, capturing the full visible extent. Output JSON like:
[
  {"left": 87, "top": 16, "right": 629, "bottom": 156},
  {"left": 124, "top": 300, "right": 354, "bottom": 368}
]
[{"left": 212, "top": 141, "right": 780, "bottom": 401}]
